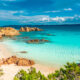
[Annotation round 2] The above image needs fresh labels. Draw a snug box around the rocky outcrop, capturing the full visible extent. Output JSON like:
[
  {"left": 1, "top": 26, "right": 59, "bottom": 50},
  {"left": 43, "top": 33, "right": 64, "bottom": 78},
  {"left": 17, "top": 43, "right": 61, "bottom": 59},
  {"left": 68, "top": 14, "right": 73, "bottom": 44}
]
[
  {"left": 0, "top": 56, "right": 34, "bottom": 66},
  {"left": 27, "top": 39, "right": 49, "bottom": 44},
  {"left": 19, "top": 27, "right": 43, "bottom": 32},
  {"left": 0, "top": 27, "right": 20, "bottom": 37}
]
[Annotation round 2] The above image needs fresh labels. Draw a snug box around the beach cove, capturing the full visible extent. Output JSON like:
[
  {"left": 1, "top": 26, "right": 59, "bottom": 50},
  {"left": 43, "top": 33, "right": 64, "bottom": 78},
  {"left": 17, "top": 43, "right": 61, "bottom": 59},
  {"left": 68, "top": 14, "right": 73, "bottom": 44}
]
[
  {"left": 0, "top": 43, "right": 57, "bottom": 80},
  {"left": 0, "top": 25, "right": 80, "bottom": 80}
]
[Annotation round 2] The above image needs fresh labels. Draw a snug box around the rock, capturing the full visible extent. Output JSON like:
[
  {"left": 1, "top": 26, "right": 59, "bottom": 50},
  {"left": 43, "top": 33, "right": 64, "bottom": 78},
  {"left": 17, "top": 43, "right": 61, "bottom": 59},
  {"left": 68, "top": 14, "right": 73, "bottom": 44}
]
[
  {"left": 29, "top": 60, "right": 34, "bottom": 65},
  {"left": 47, "top": 34, "right": 56, "bottom": 36},
  {"left": 20, "top": 51, "right": 27, "bottom": 54},
  {"left": 27, "top": 40, "right": 34, "bottom": 43},
  {"left": 0, "top": 59, "right": 3, "bottom": 66},
  {"left": 25, "top": 27, "right": 30, "bottom": 32},
  {"left": 34, "top": 39, "right": 39, "bottom": 43},
  {"left": 27, "top": 39, "right": 49, "bottom": 44},
  {"left": 0, "top": 27, "right": 20, "bottom": 37},
  {"left": 22, "top": 37, "right": 29, "bottom": 39},
  {"left": 0, "top": 35, "right": 2, "bottom": 39},
  {"left": 16, "top": 59, "right": 29, "bottom": 66},
  {"left": 35, "top": 27, "right": 43, "bottom": 31},
  {"left": 41, "top": 39, "right": 49, "bottom": 42},
  {"left": 19, "top": 27, "right": 25, "bottom": 32},
  {"left": 47, "top": 34, "right": 52, "bottom": 36},
  {"left": 1, "top": 56, "right": 34, "bottom": 66},
  {"left": 16, "top": 58, "right": 35, "bottom": 66},
  {"left": 27, "top": 39, "right": 39, "bottom": 43},
  {"left": 19, "top": 27, "right": 43, "bottom": 32}
]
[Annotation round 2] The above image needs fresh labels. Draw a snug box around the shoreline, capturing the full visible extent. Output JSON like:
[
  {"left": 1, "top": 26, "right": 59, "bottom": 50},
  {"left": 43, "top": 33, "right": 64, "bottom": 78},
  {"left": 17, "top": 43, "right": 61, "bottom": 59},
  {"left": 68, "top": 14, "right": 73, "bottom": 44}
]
[{"left": 0, "top": 43, "right": 58, "bottom": 80}]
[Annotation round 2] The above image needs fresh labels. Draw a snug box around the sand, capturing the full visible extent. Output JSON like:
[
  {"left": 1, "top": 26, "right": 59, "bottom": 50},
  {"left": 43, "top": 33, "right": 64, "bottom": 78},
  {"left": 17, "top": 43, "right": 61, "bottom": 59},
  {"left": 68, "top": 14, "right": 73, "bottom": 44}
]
[{"left": 0, "top": 44, "right": 57, "bottom": 80}]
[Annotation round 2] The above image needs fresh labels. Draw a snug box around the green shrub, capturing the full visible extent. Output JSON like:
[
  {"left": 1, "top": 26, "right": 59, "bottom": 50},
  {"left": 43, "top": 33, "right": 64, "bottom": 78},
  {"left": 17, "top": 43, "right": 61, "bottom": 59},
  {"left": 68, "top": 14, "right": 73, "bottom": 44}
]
[
  {"left": 14, "top": 67, "right": 48, "bottom": 80},
  {"left": 14, "top": 62, "right": 80, "bottom": 80},
  {"left": 0, "top": 69, "right": 3, "bottom": 77}
]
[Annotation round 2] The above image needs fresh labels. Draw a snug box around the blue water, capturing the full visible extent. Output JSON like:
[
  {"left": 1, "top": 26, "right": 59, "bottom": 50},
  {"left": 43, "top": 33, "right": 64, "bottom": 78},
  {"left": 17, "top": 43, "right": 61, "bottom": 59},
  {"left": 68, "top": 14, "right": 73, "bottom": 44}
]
[{"left": 1, "top": 25, "right": 80, "bottom": 68}]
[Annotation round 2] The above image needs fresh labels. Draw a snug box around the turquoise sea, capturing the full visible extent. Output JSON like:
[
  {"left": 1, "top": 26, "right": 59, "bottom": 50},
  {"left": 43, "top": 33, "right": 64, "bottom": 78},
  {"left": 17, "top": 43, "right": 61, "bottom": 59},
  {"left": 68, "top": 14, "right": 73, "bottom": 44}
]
[{"left": 1, "top": 25, "right": 80, "bottom": 68}]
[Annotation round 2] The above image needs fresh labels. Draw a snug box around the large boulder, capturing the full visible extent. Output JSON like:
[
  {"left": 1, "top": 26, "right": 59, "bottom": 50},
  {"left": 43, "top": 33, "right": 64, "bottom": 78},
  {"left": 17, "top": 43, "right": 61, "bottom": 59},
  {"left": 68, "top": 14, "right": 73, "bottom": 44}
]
[
  {"left": 16, "top": 59, "right": 34, "bottom": 66},
  {"left": 0, "top": 27, "right": 20, "bottom": 36},
  {"left": 1, "top": 56, "right": 35, "bottom": 66}
]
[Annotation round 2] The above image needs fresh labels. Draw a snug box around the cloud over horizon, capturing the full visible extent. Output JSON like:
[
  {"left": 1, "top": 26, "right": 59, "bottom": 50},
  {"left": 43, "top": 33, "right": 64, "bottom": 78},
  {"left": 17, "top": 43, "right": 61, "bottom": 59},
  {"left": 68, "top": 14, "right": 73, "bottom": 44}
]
[{"left": 0, "top": 0, "right": 80, "bottom": 25}]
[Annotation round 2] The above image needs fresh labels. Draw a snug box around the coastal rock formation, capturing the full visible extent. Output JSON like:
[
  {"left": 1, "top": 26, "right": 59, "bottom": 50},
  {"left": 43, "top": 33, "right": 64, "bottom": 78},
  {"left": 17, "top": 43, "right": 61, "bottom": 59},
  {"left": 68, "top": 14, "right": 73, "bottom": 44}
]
[
  {"left": 19, "top": 27, "right": 43, "bottom": 32},
  {"left": 0, "top": 27, "right": 20, "bottom": 36},
  {"left": 0, "top": 56, "right": 34, "bottom": 66},
  {"left": 27, "top": 39, "right": 49, "bottom": 44}
]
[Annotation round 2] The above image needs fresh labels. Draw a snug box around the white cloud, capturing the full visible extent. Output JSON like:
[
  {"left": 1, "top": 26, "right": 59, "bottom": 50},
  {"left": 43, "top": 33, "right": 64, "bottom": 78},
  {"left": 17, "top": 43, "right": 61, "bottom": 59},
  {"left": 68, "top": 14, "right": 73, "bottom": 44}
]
[
  {"left": 0, "top": 10, "right": 25, "bottom": 21},
  {"left": 52, "top": 16, "right": 74, "bottom": 22},
  {"left": 44, "top": 8, "right": 72, "bottom": 13},
  {"left": 0, "top": 10, "right": 24, "bottom": 15},
  {"left": 52, "top": 17, "right": 65, "bottom": 21},
  {"left": 0, "top": 10, "right": 80, "bottom": 24},
  {"left": 64, "top": 8, "right": 72, "bottom": 11},
  {"left": 40, "top": 16, "right": 78, "bottom": 23},
  {"left": 45, "top": 10, "right": 61, "bottom": 13}
]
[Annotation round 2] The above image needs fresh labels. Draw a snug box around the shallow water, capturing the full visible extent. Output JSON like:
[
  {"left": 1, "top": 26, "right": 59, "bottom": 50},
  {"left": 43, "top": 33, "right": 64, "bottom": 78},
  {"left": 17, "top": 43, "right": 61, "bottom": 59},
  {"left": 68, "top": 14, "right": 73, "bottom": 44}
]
[{"left": 1, "top": 25, "right": 80, "bottom": 68}]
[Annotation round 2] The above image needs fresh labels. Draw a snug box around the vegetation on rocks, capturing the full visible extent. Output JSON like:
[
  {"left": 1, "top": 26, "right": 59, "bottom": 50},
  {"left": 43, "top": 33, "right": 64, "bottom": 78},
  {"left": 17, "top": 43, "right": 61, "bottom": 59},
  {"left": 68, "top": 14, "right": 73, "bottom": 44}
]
[{"left": 14, "top": 62, "right": 80, "bottom": 80}]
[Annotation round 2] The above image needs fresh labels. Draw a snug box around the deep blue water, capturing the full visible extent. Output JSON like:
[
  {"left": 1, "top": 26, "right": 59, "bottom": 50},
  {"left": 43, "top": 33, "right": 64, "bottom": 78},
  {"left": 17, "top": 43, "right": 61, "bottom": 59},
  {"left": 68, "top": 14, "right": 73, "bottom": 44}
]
[{"left": 1, "top": 25, "right": 80, "bottom": 68}]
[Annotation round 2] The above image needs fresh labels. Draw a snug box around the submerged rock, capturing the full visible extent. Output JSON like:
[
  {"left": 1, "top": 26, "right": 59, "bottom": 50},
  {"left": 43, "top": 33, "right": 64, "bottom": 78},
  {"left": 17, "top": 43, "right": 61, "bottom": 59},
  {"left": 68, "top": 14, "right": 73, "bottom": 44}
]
[
  {"left": 22, "top": 37, "right": 29, "bottom": 39},
  {"left": 27, "top": 39, "right": 49, "bottom": 44},
  {"left": 40, "top": 39, "right": 49, "bottom": 42},
  {"left": 19, "top": 27, "right": 43, "bottom": 32},
  {"left": 19, "top": 51, "right": 27, "bottom": 54},
  {"left": 47, "top": 34, "right": 56, "bottom": 36},
  {"left": 47, "top": 34, "right": 52, "bottom": 36}
]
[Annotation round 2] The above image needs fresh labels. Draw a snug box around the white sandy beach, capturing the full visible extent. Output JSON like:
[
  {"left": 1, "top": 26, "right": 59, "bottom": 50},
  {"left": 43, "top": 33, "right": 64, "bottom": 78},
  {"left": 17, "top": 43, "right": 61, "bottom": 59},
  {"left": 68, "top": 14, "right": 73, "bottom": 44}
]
[{"left": 0, "top": 44, "right": 57, "bottom": 80}]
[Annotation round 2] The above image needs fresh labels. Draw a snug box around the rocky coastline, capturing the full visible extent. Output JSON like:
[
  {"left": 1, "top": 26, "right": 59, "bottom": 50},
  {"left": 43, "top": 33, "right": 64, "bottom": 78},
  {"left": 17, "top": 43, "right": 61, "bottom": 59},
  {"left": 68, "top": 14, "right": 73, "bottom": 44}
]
[
  {"left": 19, "top": 27, "right": 43, "bottom": 32},
  {"left": 0, "top": 27, "right": 43, "bottom": 38}
]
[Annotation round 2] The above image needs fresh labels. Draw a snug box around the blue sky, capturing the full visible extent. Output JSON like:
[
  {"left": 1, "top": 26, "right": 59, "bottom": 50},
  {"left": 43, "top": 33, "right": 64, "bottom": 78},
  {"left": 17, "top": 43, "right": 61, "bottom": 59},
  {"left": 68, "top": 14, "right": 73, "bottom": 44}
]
[{"left": 0, "top": 0, "right": 80, "bottom": 25}]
